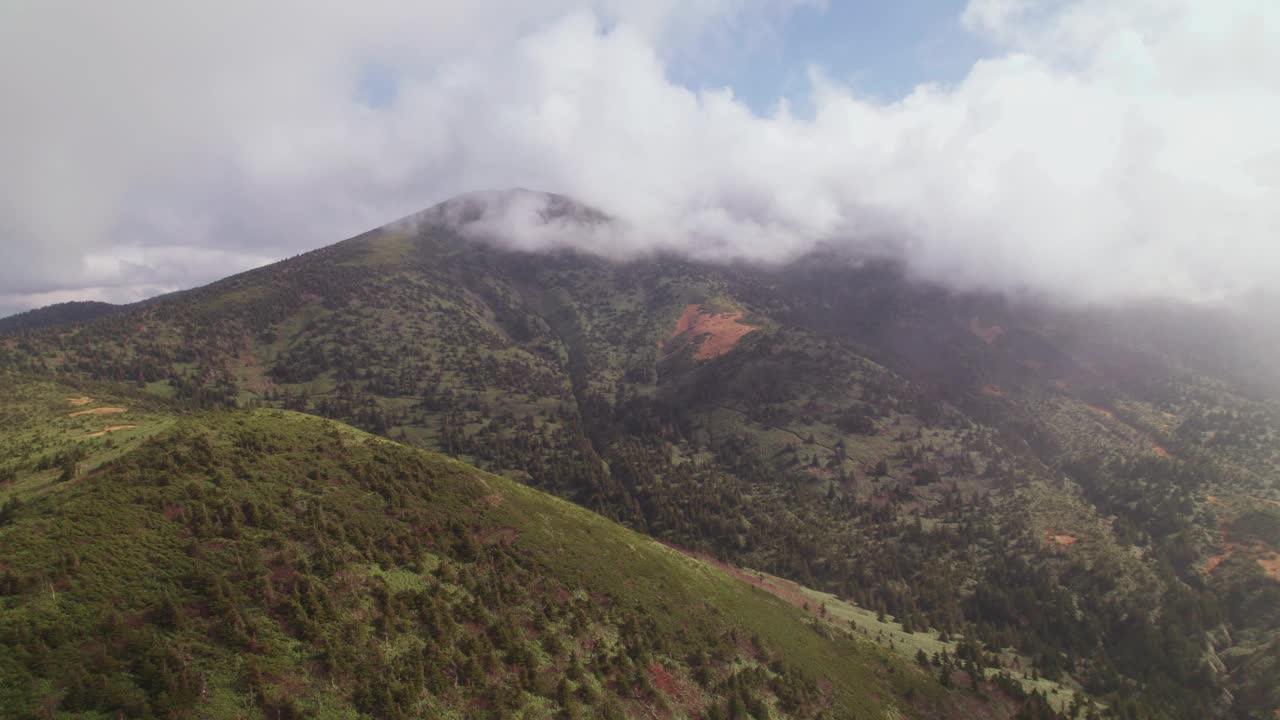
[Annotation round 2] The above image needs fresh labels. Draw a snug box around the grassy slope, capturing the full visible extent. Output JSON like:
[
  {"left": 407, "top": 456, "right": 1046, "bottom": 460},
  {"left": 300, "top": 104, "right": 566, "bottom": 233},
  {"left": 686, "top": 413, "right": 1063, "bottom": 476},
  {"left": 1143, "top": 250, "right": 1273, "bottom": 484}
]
[
  {"left": 733, "top": 566, "right": 1096, "bottom": 715},
  {"left": 0, "top": 376, "right": 965, "bottom": 720},
  {"left": 0, "top": 375, "right": 177, "bottom": 505}
]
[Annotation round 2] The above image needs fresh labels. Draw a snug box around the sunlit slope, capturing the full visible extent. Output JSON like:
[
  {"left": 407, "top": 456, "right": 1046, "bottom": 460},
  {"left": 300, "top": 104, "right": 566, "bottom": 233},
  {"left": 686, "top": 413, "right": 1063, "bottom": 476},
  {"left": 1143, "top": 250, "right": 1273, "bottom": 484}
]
[{"left": 0, "top": 378, "right": 963, "bottom": 719}]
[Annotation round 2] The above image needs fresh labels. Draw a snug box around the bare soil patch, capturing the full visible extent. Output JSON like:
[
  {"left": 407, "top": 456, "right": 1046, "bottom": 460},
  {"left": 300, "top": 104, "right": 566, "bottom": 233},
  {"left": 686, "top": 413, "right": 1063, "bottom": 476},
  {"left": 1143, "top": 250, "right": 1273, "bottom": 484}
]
[
  {"left": 66, "top": 396, "right": 92, "bottom": 406},
  {"left": 1047, "top": 533, "right": 1079, "bottom": 547},
  {"left": 664, "top": 304, "right": 757, "bottom": 360},
  {"left": 1021, "top": 358, "right": 1045, "bottom": 370},
  {"left": 68, "top": 407, "right": 127, "bottom": 417},
  {"left": 1205, "top": 552, "right": 1232, "bottom": 574},
  {"left": 1152, "top": 445, "right": 1172, "bottom": 458},
  {"left": 969, "top": 317, "right": 1005, "bottom": 345},
  {"left": 1203, "top": 520, "right": 1280, "bottom": 579},
  {"left": 85, "top": 425, "right": 138, "bottom": 438},
  {"left": 670, "top": 304, "right": 701, "bottom": 338}
]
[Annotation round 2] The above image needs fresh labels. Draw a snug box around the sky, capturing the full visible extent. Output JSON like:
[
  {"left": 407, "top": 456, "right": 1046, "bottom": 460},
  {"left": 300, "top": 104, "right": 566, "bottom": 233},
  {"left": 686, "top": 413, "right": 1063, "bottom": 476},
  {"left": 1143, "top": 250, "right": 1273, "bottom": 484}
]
[{"left": 1, "top": 0, "right": 1278, "bottom": 317}]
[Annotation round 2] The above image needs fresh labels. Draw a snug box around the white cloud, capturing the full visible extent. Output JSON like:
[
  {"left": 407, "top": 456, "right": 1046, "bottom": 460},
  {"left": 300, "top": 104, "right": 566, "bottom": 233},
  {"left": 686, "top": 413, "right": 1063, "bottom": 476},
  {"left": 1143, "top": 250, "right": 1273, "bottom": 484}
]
[{"left": 0, "top": 0, "right": 1277, "bottom": 314}]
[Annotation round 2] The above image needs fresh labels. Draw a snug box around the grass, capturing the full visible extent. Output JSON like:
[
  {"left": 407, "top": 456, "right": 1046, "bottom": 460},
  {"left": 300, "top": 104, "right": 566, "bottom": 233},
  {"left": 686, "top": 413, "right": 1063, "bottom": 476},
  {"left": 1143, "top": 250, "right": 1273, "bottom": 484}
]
[
  {"left": 774, "top": 573, "right": 1095, "bottom": 714},
  {"left": 0, "top": 373, "right": 177, "bottom": 505}
]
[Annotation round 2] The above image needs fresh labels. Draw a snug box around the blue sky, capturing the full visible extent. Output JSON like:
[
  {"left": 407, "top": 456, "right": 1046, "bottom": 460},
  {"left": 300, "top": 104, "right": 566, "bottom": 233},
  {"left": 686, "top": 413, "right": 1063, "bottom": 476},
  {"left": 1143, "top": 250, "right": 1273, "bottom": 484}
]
[
  {"left": 750, "top": 1, "right": 984, "bottom": 102},
  {"left": 357, "top": 2, "right": 990, "bottom": 114},
  {"left": 668, "top": 1, "right": 987, "bottom": 112}
]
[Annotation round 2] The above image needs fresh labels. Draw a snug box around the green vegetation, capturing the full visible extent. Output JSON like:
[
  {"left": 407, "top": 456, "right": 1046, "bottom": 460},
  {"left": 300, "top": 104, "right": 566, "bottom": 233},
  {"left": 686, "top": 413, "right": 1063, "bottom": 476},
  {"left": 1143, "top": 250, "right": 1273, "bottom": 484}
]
[
  {"left": 2, "top": 194, "right": 1277, "bottom": 718},
  {"left": 0, "top": 375, "right": 177, "bottom": 505},
  {"left": 1, "top": 389, "right": 954, "bottom": 719}
]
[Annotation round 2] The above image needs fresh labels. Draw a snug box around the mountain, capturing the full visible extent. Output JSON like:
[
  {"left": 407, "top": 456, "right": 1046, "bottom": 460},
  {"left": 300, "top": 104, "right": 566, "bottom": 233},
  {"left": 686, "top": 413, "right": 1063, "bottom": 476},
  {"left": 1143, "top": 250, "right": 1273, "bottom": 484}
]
[
  {"left": 2, "top": 190, "right": 1278, "bottom": 719},
  {"left": 0, "top": 300, "right": 119, "bottom": 334},
  {"left": 3, "top": 373, "right": 1017, "bottom": 719}
]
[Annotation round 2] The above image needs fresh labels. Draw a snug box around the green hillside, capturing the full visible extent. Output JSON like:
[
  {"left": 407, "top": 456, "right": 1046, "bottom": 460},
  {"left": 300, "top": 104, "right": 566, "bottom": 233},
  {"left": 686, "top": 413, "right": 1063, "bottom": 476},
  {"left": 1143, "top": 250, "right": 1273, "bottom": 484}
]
[
  {"left": 1, "top": 375, "right": 989, "bottom": 720},
  {"left": 2, "top": 192, "right": 1277, "bottom": 718}
]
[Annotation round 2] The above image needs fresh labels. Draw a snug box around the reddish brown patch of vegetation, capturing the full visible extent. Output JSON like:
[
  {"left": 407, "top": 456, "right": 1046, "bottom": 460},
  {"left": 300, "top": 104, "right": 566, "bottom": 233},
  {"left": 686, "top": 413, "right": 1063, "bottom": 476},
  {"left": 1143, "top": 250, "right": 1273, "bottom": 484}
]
[
  {"left": 664, "top": 304, "right": 757, "bottom": 360},
  {"left": 162, "top": 504, "right": 186, "bottom": 521},
  {"left": 1084, "top": 404, "right": 1115, "bottom": 419},
  {"left": 1053, "top": 378, "right": 1072, "bottom": 391},
  {"left": 969, "top": 317, "right": 1005, "bottom": 345},
  {"left": 644, "top": 661, "right": 701, "bottom": 717},
  {"left": 1206, "top": 495, "right": 1219, "bottom": 506},
  {"left": 980, "top": 384, "right": 1006, "bottom": 398},
  {"left": 1020, "top": 358, "right": 1045, "bottom": 370},
  {"left": 648, "top": 662, "right": 679, "bottom": 697},
  {"left": 1152, "top": 445, "right": 1172, "bottom": 458}
]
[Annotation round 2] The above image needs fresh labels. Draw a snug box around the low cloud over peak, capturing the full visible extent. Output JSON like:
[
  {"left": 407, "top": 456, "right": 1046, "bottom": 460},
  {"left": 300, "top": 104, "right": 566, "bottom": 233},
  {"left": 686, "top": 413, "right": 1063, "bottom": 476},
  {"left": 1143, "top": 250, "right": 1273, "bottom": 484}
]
[{"left": 2, "top": 0, "right": 1278, "bottom": 315}]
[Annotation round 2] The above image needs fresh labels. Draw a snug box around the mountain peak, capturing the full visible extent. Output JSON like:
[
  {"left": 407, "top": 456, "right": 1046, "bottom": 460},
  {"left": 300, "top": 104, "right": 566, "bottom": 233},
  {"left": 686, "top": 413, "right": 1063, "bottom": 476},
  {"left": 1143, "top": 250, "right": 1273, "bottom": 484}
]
[{"left": 411, "top": 188, "right": 611, "bottom": 234}]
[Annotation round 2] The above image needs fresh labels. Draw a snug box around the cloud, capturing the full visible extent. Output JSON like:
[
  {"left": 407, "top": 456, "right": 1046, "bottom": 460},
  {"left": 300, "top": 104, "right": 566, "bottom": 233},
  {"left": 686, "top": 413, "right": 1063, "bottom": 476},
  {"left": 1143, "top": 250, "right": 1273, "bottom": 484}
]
[{"left": 0, "top": 0, "right": 1277, "bottom": 315}]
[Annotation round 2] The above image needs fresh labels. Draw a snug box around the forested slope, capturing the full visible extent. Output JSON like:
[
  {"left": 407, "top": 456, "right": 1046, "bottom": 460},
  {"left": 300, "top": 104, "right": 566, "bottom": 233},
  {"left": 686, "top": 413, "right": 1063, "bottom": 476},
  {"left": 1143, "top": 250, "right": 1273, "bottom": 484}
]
[
  {"left": 2, "top": 191, "right": 1277, "bottom": 718},
  {"left": 0, "top": 375, "right": 1006, "bottom": 719}
]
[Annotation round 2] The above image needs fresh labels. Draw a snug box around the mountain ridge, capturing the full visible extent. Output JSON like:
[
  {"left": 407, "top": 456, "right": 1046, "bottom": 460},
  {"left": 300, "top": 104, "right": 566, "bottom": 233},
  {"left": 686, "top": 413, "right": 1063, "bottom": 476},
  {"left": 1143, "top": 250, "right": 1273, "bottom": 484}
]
[
  {"left": 2, "top": 190, "right": 1278, "bottom": 718},
  {"left": 0, "top": 372, "right": 1029, "bottom": 719},
  {"left": 0, "top": 300, "right": 120, "bottom": 334}
]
